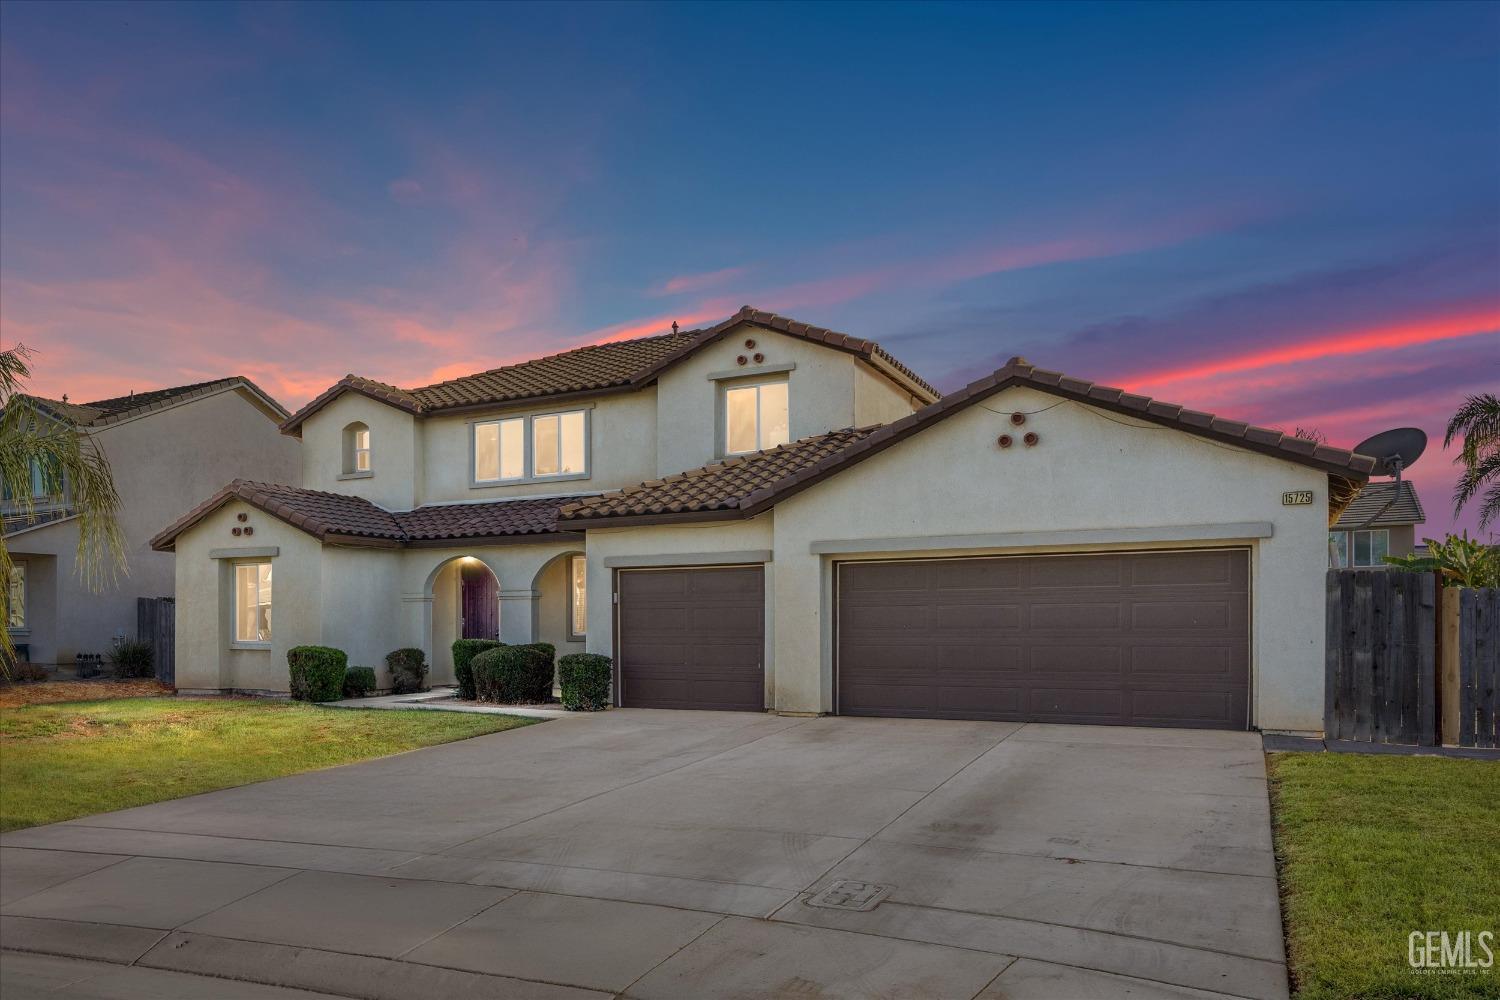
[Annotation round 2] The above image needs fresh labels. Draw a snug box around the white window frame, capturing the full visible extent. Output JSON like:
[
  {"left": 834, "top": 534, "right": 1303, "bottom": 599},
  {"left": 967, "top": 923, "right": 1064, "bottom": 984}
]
[
  {"left": 340, "top": 423, "right": 373, "bottom": 479},
  {"left": 232, "top": 561, "right": 273, "bottom": 648},
  {"left": 567, "top": 554, "right": 587, "bottom": 641},
  {"left": 1330, "top": 528, "right": 1391, "bottom": 568},
  {"left": 470, "top": 406, "right": 591, "bottom": 487},
  {"left": 722, "top": 379, "right": 789, "bottom": 456},
  {"left": 7, "top": 563, "right": 25, "bottom": 631}
]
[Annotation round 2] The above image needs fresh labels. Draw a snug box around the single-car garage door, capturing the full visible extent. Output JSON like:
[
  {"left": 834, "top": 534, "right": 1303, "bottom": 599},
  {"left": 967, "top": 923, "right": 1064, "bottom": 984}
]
[
  {"left": 836, "top": 549, "right": 1249, "bottom": 729},
  {"left": 616, "top": 565, "right": 765, "bottom": 711}
]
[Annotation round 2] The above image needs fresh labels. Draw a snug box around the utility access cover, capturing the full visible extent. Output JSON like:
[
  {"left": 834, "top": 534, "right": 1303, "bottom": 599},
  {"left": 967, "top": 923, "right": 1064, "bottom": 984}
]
[{"left": 805, "top": 880, "right": 893, "bottom": 912}]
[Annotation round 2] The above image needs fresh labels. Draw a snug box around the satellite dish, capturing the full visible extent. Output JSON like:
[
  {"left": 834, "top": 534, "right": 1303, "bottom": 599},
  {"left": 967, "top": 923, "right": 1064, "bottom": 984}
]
[{"left": 1353, "top": 427, "right": 1427, "bottom": 477}]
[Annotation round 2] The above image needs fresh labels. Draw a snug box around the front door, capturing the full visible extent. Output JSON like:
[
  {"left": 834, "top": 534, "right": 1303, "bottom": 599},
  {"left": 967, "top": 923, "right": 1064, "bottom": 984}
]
[{"left": 460, "top": 563, "right": 499, "bottom": 640}]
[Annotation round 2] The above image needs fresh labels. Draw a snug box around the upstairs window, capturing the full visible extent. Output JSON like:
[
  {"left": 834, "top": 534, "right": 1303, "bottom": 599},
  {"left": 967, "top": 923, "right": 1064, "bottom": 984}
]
[
  {"left": 473, "top": 410, "right": 588, "bottom": 484},
  {"left": 342, "top": 422, "right": 372, "bottom": 475},
  {"left": 725, "top": 381, "right": 789, "bottom": 455},
  {"left": 1329, "top": 529, "right": 1389, "bottom": 568},
  {"left": 533, "top": 411, "right": 587, "bottom": 478},
  {"left": 234, "top": 562, "right": 272, "bottom": 644},
  {"left": 474, "top": 417, "right": 525, "bottom": 482}
]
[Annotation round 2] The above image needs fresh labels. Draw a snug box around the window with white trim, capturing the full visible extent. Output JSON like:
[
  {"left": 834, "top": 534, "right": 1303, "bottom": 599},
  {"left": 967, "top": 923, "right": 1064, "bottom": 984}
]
[
  {"left": 7, "top": 564, "right": 25, "bottom": 629},
  {"left": 1329, "top": 529, "right": 1389, "bottom": 568},
  {"left": 343, "top": 422, "right": 371, "bottom": 475},
  {"left": 234, "top": 562, "right": 272, "bottom": 644},
  {"left": 724, "top": 381, "right": 789, "bottom": 455},
  {"left": 568, "top": 555, "right": 587, "bottom": 639},
  {"left": 473, "top": 410, "right": 588, "bottom": 483}
]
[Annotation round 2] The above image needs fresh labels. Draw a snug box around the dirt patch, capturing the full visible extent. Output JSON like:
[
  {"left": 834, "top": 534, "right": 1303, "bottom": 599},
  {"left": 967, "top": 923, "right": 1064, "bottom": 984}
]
[{"left": 0, "top": 679, "right": 171, "bottom": 709}]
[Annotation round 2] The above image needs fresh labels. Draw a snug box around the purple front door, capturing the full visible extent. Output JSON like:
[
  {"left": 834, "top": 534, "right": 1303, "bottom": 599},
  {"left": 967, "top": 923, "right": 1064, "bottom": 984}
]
[{"left": 460, "top": 563, "right": 499, "bottom": 640}]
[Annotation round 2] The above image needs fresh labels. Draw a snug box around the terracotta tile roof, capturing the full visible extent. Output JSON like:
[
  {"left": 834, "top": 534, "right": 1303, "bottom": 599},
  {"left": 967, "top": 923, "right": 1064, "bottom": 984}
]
[
  {"left": 1332, "top": 480, "right": 1425, "bottom": 529},
  {"left": 280, "top": 306, "right": 939, "bottom": 434},
  {"left": 25, "top": 377, "right": 288, "bottom": 427},
  {"left": 150, "top": 481, "right": 579, "bottom": 551},
  {"left": 560, "top": 427, "right": 881, "bottom": 523},
  {"left": 563, "top": 356, "right": 1375, "bottom": 527}
]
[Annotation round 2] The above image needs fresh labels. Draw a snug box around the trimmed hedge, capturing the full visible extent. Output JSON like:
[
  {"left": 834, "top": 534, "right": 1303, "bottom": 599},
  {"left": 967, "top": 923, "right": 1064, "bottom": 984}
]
[
  {"left": 288, "top": 646, "right": 348, "bottom": 702},
  {"left": 342, "top": 666, "right": 377, "bottom": 698},
  {"left": 472, "top": 644, "right": 553, "bottom": 704},
  {"left": 558, "top": 654, "right": 611, "bottom": 711},
  {"left": 451, "top": 639, "right": 503, "bottom": 700},
  {"left": 386, "top": 647, "right": 428, "bottom": 695}
]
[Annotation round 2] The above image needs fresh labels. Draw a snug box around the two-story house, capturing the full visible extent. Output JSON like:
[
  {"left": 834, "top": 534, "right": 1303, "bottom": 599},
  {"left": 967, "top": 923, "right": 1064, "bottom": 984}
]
[
  {"left": 6, "top": 378, "right": 301, "bottom": 668},
  {"left": 153, "top": 307, "right": 1376, "bottom": 734}
]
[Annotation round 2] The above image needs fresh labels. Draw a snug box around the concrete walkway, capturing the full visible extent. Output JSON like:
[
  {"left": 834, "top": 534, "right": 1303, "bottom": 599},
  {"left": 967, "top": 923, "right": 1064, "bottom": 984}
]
[
  {"left": 1, "top": 711, "right": 1288, "bottom": 999},
  {"left": 329, "top": 686, "right": 570, "bottom": 718}
]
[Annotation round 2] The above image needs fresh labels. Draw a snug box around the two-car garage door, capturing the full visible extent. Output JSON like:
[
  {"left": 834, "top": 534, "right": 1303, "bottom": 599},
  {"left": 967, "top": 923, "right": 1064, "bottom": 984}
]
[{"left": 836, "top": 550, "right": 1250, "bottom": 730}]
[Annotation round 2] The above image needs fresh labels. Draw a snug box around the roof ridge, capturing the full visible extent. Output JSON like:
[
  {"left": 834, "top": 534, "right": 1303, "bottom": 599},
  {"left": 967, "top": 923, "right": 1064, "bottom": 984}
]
[{"left": 408, "top": 328, "right": 699, "bottom": 394}]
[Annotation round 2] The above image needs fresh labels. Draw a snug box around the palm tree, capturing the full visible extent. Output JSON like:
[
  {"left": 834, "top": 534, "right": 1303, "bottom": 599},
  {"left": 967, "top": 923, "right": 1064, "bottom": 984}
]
[
  {"left": 1446, "top": 393, "right": 1500, "bottom": 531},
  {"left": 1, "top": 345, "right": 126, "bottom": 672}
]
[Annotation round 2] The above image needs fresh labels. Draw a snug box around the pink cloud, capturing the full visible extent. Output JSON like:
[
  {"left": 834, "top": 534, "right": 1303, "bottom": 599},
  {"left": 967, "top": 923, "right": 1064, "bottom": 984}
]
[{"left": 650, "top": 266, "right": 750, "bottom": 297}]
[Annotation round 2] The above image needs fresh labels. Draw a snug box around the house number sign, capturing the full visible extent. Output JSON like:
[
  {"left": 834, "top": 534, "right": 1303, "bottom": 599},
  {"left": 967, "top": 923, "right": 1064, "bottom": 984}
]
[{"left": 1282, "top": 490, "right": 1314, "bottom": 506}]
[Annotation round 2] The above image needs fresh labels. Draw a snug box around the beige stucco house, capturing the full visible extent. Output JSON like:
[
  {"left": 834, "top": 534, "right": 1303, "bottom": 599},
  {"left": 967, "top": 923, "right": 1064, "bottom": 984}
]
[
  {"left": 152, "top": 307, "right": 1376, "bottom": 733},
  {"left": 6, "top": 378, "right": 301, "bottom": 668}
]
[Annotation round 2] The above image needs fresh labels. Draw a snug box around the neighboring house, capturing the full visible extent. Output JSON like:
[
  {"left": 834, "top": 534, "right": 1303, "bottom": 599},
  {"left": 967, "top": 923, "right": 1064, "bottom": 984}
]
[
  {"left": 152, "top": 307, "right": 1376, "bottom": 734},
  {"left": 5, "top": 379, "right": 301, "bottom": 667},
  {"left": 1327, "top": 480, "right": 1425, "bottom": 568}
]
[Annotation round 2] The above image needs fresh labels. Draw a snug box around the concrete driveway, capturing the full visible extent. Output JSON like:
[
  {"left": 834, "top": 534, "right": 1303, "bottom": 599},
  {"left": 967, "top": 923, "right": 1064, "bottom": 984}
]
[{"left": 1, "top": 711, "right": 1287, "bottom": 999}]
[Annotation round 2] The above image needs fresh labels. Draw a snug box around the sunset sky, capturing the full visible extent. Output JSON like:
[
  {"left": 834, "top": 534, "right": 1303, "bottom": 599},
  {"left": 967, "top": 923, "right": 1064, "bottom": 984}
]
[{"left": 2, "top": 2, "right": 1496, "bottom": 536}]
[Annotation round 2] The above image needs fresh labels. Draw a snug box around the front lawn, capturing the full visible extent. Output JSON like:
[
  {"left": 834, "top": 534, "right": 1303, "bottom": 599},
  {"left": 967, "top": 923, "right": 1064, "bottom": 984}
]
[
  {"left": 0, "top": 697, "right": 537, "bottom": 831},
  {"left": 1268, "top": 752, "right": 1500, "bottom": 1000}
]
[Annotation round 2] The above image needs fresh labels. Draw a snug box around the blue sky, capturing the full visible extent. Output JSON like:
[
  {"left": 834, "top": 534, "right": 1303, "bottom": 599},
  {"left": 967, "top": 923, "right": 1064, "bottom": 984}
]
[{"left": 2, "top": 1, "right": 1497, "bottom": 533}]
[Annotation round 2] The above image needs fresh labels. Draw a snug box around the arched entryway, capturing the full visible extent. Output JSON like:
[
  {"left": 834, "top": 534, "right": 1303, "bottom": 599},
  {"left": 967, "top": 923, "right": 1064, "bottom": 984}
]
[
  {"left": 424, "top": 555, "right": 502, "bottom": 685},
  {"left": 530, "top": 550, "right": 587, "bottom": 660}
]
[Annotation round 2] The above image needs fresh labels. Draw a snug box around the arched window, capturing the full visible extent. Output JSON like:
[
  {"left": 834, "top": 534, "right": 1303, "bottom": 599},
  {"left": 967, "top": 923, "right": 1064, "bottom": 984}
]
[{"left": 342, "top": 422, "right": 371, "bottom": 475}]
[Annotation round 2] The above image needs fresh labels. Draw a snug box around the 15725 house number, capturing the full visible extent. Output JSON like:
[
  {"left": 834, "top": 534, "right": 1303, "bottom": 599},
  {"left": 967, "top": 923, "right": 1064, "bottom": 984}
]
[{"left": 1282, "top": 490, "right": 1315, "bottom": 506}]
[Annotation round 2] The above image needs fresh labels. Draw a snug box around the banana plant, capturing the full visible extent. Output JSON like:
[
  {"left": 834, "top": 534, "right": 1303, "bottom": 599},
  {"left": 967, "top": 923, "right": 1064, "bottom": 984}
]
[{"left": 1383, "top": 532, "right": 1500, "bottom": 588}]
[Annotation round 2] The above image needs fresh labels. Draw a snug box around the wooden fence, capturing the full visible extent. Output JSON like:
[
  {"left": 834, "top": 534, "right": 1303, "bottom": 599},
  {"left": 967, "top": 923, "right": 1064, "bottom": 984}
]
[
  {"left": 137, "top": 597, "right": 176, "bottom": 687},
  {"left": 1325, "top": 570, "right": 1435, "bottom": 745},
  {"left": 1456, "top": 588, "right": 1499, "bottom": 748}
]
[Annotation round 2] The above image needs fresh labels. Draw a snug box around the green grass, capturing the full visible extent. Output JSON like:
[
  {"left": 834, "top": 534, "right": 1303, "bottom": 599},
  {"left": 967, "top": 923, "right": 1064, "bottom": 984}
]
[
  {"left": 1268, "top": 753, "right": 1500, "bottom": 1000},
  {"left": 0, "top": 697, "right": 538, "bottom": 831}
]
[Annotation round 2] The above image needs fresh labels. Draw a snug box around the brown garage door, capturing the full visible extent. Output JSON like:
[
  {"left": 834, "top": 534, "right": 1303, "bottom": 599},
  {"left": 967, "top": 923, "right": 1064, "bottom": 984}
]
[
  {"left": 837, "top": 550, "right": 1249, "bottom": 729},
  {"left": 617, "top": 565, "right": 765, "bottom": 711}
]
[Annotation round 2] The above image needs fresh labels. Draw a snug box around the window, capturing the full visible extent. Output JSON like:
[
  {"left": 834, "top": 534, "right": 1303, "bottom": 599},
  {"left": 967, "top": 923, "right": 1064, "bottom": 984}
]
[
  {"left": 473, "top": 410, "right": 587, "bottom": 484},
  {"left": 234, "top": 562, "right": 272, "bottom": 644},
  {"left": 7, "top": 564, "right": 24, "bottom": 629},
  {"left": 724, "top": 381, "right": 789, "bottom": 455},
  {"left": 1330, "top": 529, "right": 1389, "bottom": 568},
  {"left": 342, "top": 423, "right": 371, "bottom": 475},
  {"left": 568, "top": 555, "right": 586, "bottom": 639},
  {"left": 533, "top": 411, "right": 586, "bottom": 478}
]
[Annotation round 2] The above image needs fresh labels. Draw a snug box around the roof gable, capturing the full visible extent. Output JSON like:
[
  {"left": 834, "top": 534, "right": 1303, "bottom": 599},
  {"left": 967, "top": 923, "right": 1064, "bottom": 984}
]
[
  {"left": 562, "top": 356, "right": 1375, "bottom": 527},
  {"left": 24, "top": 377, "right": 288, "bottom": 428},
  {"left": 279, "top": 306, "right": 938, "bottom": 435}
]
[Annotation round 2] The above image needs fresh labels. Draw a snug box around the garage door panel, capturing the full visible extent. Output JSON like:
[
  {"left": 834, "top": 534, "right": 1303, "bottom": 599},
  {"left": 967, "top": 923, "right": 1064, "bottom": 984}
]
[
  {"left": 1030, "top": 602, "right": 1123, "bottom": 630},
  {"left": 838, "top": 551, "right": 1250, "bottom": 729},
  {"left": 618, "top": 566, "right": 765, "bottom": 712}
]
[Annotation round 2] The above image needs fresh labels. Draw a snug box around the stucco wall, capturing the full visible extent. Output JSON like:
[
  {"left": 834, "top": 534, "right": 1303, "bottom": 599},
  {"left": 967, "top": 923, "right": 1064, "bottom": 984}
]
[
  {"left": 655, "top": 324, "right": 913, "bottom": 477},
  {"left": 174, "top": 500, "right": 323, "bottom": 694},
  {"left": 852, "top": 362, "right": 925, "bottom": 426},
  {"left": 769, "top": 386, "right": 1330, "bottom": 731},
  {"left": 9, "top": 387, "right": 300, "bottom": 665},
  {"left": 299, "top": 393, "right": 419, "bottom": 510},
  {"left": 418, "top": 390, "right": 658, "bottom": 504}
]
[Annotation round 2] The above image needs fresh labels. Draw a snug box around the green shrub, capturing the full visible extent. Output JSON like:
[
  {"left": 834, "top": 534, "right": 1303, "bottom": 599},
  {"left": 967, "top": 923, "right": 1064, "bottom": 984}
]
[
  {"left": 342, "top": 666, "right": 377, "bottom": 698},
  {"left": 109, "top": 640, "right": 154, "bottom": 679},
  {"left": 451, "top": 639, "right": 503, "bottom": 700},
  {"left": 386, "top": 648, "right": 428, "bottom": 695},
  {"left": 472, "top": 645, "right": 552, "bottom": 704},
  {"left": 558, "top": 654, "right": 611, "bottom": 711},
  {"left": 287, "top": 646, "right": 348, "bottom": 702}
]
